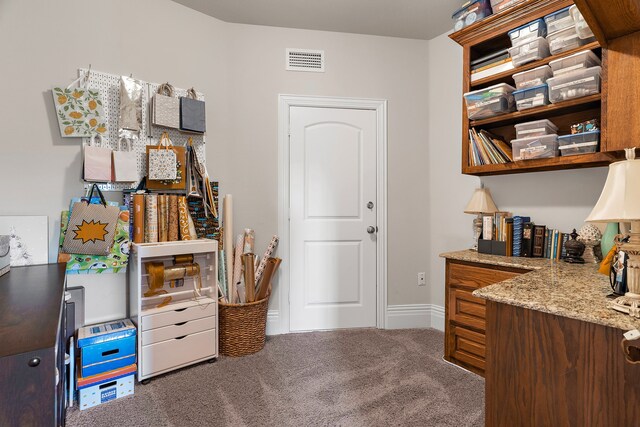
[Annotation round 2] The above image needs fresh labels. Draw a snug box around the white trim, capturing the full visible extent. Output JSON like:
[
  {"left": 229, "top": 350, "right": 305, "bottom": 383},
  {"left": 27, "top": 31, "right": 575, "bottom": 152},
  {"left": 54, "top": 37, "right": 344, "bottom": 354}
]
[
  {"left": 386, "top": 304, "right": 445, "bottom": 330},
  {"left": 266, "top": 310, "right": 281, "bottom": 336},
  {"left": 277, "top": 94, "right": 388, "bottom": 335}
]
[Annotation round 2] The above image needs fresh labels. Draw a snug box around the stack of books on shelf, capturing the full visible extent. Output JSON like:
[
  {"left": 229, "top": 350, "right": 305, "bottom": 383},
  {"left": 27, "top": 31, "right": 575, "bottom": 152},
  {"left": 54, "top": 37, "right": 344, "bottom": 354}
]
[
  {"left": 480, "top": 213, "right": 570, "bottom": 259},
  {"left": 471, "top": 48, "right": 515, "bottom": 82},
  {"left": 469, "top": 128, "right": 513, "bottom": 166}
]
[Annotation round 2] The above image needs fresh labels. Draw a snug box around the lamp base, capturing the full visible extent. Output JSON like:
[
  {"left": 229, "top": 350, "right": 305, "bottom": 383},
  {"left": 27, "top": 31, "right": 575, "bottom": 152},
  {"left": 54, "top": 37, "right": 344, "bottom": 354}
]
[
  {"left": 609, "top": 294, "right": 640, "bottom": 317},
  {"left": 610, "top": 220, "right": 640, "bottom": 317}
]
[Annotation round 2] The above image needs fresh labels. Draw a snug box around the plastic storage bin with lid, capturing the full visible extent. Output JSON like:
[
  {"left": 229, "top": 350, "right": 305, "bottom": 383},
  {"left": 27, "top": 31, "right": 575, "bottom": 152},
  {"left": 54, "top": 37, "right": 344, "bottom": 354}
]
[
  {"left": 463, "top": 83, "right": 516, "bottom": 120},
  {"left": 490, "top": 0, "right": 525, "bottom": 14},
  {"left": 508, "top": 19, "right": 547, "bottom": 47},
  {"left": 549, "top": 50, "right": 601, "bottom": 76},
  {"left": 558, "top": 130, "right": 600, "bottom": 156},
  {"left": 514, "top": 119, "right": 558, "bottom": 139},
  {"left": 513, "top": 65, "right": 552, "bottom": 89},
  {"left": 544, "top": 7, "right": 574, "bottom": 34},
  {"left": 569, "top": 5, "right": 595, "bottom": 39},
  {"left": 508, "top": 37, "right": 550, "bottom": 67},
  {"left": 452, "top": 0, "right": 493, "bottom": 32},
  {"left": 547, "top": 66, "right": 601, "bottom": 103},
  {"left": 511, "top": 134, "right": 559, "bottom": 161},
  {"left": 547, "top": 26, "right": 592, "bottom": 55},
  {"left": 513, "top": 84, "right": 550, "bottom": 111}
]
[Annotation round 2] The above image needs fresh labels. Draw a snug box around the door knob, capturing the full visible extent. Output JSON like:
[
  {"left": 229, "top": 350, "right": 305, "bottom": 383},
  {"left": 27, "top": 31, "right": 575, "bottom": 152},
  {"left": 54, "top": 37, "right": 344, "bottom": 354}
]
[{"left": 367, "top": 226, "right": 377, "bottom": 234}]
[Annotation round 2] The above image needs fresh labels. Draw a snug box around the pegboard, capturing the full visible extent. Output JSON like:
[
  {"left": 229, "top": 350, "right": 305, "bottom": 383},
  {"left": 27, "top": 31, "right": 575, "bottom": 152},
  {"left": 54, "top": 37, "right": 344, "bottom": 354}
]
[{"left": 79, "top": 68, "right": 206, "bottom": 191}]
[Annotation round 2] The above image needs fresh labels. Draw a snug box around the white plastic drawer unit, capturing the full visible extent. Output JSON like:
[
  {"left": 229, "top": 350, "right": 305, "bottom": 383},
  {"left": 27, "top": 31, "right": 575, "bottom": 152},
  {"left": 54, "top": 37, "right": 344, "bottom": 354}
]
[
  {"left": 140, "top": 329, "right": 217, "bottom": 377},
  {"left": 141, "top": 302, "right": 216, "bottom": 331},
  {"left": 141, "top": 316, "right": 215, "bottom": 345}
]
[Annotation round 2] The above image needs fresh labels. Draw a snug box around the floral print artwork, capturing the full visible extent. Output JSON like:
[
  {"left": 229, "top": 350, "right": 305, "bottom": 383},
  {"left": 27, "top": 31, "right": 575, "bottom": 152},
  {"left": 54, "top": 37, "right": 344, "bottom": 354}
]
[{"left": 53, "top": 86, "right": 106, "bottom": 137}]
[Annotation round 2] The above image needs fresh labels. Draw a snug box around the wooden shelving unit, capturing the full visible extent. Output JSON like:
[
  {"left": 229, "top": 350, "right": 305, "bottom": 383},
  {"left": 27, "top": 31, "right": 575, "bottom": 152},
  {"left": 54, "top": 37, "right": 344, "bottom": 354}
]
[{"left": 450, "top": 0, "right": 614, "bottom": 176}]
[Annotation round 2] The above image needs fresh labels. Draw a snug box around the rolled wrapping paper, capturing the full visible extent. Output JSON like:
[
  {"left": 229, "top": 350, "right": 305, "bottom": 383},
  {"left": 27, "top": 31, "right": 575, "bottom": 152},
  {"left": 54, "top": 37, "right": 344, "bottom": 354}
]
[
  {"left": 242, "top": 253, "right": 256, "bottom": 302},
  {"left": 218, "top": 249, "right": 227, "bottom": 302},
  {"left": 158, "top": 195, "right": 168, "bottom": 242},
  {"left": 232, "top": 234, "right": 244, "bottom": 293},
  {"left": 243, "top": 229, "right": 255, "bottom": 254},
  {"left": 255, "top": 235, "right": 279, "bottom": 284},
  {"left": 256, "top": 257, "right": 282, "bottom": 301},
  {"left": 236, "top": 283, "right": 246, "bottom": 304},
  {"left": 187, "top": 211, "right": 197, "bottom": 239},
  {"left": 132, "top": 194, "right": 145, "bottom": 244},
  {"left": 168, "top": 195, "right": 179, "bottom": 241},
  {"left": 145, "top": 194, "right": 158, "bottom": 243},
  {"left": 223, "top": 195, "right": 234, "bottom": 303},
  {"left": 177, "top": 196, "right": 191, "bottom": 240}
]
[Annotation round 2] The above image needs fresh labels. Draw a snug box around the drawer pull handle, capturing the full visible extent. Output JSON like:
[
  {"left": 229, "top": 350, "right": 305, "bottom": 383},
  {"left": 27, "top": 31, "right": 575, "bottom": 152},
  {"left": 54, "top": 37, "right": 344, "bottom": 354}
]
[
  {"left": 102, "top": 349, "right": 119, "bottom": 357},
  {"left": 175, "top": 308, "right": 187, "bottom": 312},
  {"left": 28, "top": 357, "right": 41, "bottom": 367},
  {"left": 175, "top": 321, "right": 187, "bottom": 326},
  {"left": 175, "top": 335, "right": 187, "bottom": 340},
  {"left": 99, "top": 380, "right": 118, "bottom": 389}
]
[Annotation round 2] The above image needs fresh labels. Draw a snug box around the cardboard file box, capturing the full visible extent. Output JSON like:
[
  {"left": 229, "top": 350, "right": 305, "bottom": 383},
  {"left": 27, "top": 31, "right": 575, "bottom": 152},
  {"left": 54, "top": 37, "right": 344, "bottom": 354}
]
[
  {"left": 78, "top": 373, "right": 134, "bottom": 410},
  {"left": 78, "top": 319, "right": 137, "bottom": 377}
]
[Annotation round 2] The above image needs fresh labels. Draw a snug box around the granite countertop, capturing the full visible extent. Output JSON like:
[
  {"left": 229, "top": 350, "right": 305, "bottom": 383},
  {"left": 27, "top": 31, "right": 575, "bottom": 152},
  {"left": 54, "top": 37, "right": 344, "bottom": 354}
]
[{"left": 440, "top": 250, "right": 640, "bottom": 331}]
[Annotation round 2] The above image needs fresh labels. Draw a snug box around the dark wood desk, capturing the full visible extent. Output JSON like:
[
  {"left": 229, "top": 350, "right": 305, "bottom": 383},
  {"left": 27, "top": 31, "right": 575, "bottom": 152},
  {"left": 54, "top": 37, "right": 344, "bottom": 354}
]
[{"left": 0, "top": 264, "right": 67, "bottom": 426}]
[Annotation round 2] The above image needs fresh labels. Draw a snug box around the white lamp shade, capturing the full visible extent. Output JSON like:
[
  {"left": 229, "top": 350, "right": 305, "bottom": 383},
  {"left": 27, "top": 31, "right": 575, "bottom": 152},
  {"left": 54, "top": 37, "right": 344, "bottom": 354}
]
[
  {"left": 586, "top": 156, "right": 640, "bottom": 223},
  {"left": 464, "top": 188, "right": 498, "bottom": 214}
]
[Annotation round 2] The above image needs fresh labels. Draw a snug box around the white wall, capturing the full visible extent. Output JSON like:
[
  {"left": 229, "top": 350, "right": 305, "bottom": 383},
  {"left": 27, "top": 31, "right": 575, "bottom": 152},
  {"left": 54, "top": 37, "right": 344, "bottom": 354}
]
[
  {"left": 0, "top": 0, "right": 231, "bottom": 262},
  {"left": 426, "top": 33, "right": 608, "bottom": 308}
]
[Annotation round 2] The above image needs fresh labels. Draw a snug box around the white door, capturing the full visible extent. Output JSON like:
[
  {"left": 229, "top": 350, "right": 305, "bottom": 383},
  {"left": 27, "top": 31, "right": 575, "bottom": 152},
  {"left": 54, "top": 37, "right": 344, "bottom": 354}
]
[{"left": 289, "top": 106, "right": 377, "bottom": 331}]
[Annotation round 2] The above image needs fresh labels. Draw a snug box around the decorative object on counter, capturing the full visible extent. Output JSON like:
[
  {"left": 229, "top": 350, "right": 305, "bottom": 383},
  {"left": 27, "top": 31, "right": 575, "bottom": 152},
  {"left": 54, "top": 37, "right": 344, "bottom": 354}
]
[
  {"left": 53, "top": 68, "right": 106, "bottom": 137},
  {"left": 0, "top": 235, "right": 9, "bottom": 276},
  {"left": 62, "top": 185, "right": 119, "bottom": 255},
  {"left": 563, "top": 229, "right": 585, "bottom": 264},
  {"left": 118, "top": 76, "right": 143, "bottom": 137},
  {"left": 586, "top": 148, "right": 640, "bottom": 317},
  {"left": 609, "top": 247, "right": 629, "bottom": 296},
  {"left": 83, "top": 134, "right": 112, "bottom": 182},
  {"left": 180, "top": 88, "right": 206, "bottom": 134},
  {"left": 0, "top": 216, "right": 48, "bottom": 266},
  {"left": 601, "top": 222, "right": 620, "bottom": 258},
  {"left": 464, "top": 187, "right": 499, "bottom": 251},
  {"left": 151, "top": 82, "right": 180, "bottom": 129},
  {"left": 578, "top": 223, "right": 602, "bottom": 264},
  {"left": 112, "top": 137, "right": 138, "bottom": 182}
]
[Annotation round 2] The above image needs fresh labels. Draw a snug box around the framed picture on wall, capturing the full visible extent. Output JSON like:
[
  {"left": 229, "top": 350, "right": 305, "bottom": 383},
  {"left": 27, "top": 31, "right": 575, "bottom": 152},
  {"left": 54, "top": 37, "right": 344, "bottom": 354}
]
[{"left": 0, "top": 216, "right": 48, "bottom": 266}]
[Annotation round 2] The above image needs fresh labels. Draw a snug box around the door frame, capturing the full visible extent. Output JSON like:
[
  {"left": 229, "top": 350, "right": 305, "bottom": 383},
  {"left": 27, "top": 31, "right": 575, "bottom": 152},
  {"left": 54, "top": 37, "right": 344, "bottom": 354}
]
[{"left": 277, "top": 94, "right": 388, "bottom": 334}]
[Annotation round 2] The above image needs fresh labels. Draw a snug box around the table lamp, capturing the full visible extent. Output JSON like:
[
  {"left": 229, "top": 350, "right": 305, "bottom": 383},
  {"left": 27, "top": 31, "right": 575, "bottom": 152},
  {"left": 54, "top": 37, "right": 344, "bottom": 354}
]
[
  {"left": 586, "top": 148, "right": 640, "bottom": 316},
  {"left": 465, "top": 186, "right": 498, "bottom": 251}
]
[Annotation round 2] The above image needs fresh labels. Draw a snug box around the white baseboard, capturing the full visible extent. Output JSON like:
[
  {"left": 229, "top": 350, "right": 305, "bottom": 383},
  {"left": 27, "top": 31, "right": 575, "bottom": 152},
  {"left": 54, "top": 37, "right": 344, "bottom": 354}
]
[
  {"left": 266, "top": 310, "right": 281, "bottom": 335},
  {"left": 266, "top": 304, "right": 445, "bottom": 335},
  {"left": 386, "top": 304, "right": 445, "bottom": 331}
]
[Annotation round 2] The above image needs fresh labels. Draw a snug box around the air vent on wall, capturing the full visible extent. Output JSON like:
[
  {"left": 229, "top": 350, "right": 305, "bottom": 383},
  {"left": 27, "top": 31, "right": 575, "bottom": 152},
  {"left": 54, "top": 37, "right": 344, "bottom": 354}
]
[{"left": 286, "top": 49, "right": 325, "bottom": 72}]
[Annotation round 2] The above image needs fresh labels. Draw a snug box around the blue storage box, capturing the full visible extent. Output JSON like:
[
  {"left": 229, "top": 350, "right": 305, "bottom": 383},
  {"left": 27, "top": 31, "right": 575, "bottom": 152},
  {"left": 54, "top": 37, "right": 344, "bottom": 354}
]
[
  {"left": 544, "top": 6, "right": 574, "bottom": 34},
  {"left": 558, "top": 130, "right": 600, "bottom": 156},
  {"left": 452, "top": 0, "right": 493, "bottom": 32},
  {"left": 79, "top": 373, "right": 135, "bottom": 410},
  {"left": 513, "top": 84, "right": 550, "bottom": 111},
  {"left": 78, "top": 319, "right": 137, "bottom": 377},
  {"left": 508, "top": 18, "right": 547, "bottom": 47}
]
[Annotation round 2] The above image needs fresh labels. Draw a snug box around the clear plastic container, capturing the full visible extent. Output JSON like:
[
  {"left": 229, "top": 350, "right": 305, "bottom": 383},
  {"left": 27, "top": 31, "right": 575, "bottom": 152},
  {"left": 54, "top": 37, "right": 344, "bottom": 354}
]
[
  {"left": 558, "top": 130, "right": 600, "bottom": 156},
  {"left": 547, "top": 26, "right": 588, "bottom": 55},
  {"left": 544, "top": 6, "right": 574, "bottom": 34},
  {"left": 549, "top": 50, "right": 601, "bottom": 76},
  {"left": 508, "top": 37, "right": 551, "bottom": 67},
  {"left": 508, "top": 19, "right": 547, "bottom": 47},
  {"left": 547, "top": 66, "right": 601, "bottom": 103},
  {"left": 463, "top": 83, "right": 516, "bottom": 120},
  {"left": 490, "top": 0, "right": 525, "bottom": 14},
  {"left": 514, "top": 119, "right": 558, "bottom": 139},
  {"left": 511, "top": 134, "right": 559, "bottom": 161},
  {"left": 513, "top": 84, "right": 550, "bottom": 111},
  {"left": 512, "top": 65, "right": 553, "bottom": 89},
  {"left": 452, "top": 0, "right": 493, "bottom": 32},
  {"left": 570, "top": 5, "right": 595, "bottom": 39}
]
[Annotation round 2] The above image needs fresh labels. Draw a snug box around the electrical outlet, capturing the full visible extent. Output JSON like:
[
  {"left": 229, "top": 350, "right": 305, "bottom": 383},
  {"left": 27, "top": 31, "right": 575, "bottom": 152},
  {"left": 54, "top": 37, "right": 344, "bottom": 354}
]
[{"left": 417, "top": 272, "right": 426, "bottom": 286}]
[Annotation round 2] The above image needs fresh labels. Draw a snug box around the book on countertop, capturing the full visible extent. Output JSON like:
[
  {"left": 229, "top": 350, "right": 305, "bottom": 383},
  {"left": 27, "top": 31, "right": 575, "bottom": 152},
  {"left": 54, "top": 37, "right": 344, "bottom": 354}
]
[
  {"left": 561, "top": 233, "right": 569, "bottom": 259},
  {"left": 544, "top": 228, "right": 551, "bottom": 258},
  {"left": 533, "top": 225, "right": 546, "bottom": 258},
  {"left": 505, "top": 218, "right": 514, "bottom": 257},
  {"left": 482, "top": 215, "right": 494, "bottom": 240},
  {"left": 512, "top": 216, "right": 530, "bottom": 257},
  {"left": 522, "top": 222, "right": 535, "bottom": 257}
]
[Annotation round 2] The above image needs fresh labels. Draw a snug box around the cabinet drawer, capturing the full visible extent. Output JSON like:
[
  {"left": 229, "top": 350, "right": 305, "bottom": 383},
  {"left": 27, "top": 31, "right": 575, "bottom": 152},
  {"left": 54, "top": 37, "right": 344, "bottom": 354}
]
[
  {"left": 141, "top": 316, "right": 216, "bottom": 346},
  {"left": 451, "top": 325, "right": 486, "bottom": 372},
  {"left": 141, "top": 329, "right": 216, "bottom": 377},
  {"left": 448, "top": 261, "right": 523, "bottom": 289},
  {"left": 141, "top": 304, "right": 216, "bottom": 331},
  {"left": 449, "top": 288, "right": 486, "bottom": 331}
]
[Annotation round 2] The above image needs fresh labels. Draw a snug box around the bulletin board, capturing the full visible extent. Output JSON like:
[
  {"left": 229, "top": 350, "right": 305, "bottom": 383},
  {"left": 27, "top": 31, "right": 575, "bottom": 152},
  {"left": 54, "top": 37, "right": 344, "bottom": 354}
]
[{"left": 78, "top": 68, "right": 206, "bottom": 191}]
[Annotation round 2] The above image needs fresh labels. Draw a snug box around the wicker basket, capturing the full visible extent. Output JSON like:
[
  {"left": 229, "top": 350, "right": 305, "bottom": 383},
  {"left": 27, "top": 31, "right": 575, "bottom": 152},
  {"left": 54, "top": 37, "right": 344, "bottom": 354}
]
[{"left": 218, "top": 296, "right": 269, "bottom": 357}]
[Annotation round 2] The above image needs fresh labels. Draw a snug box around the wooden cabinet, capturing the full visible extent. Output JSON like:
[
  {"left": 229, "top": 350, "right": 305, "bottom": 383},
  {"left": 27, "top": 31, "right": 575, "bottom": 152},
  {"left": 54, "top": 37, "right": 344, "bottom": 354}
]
[
  {"left": 449, "top": 0, "right": 625, "bottom": 176},
  {"left": 444, "top": 259, "right": 527, "bottom": 375}
]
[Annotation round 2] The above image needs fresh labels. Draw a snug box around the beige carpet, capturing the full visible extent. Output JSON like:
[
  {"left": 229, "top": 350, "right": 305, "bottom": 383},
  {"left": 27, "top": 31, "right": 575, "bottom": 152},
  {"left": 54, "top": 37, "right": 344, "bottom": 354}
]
[{"left": 66, "top": 328, "right": 484, "bottom": 426}]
